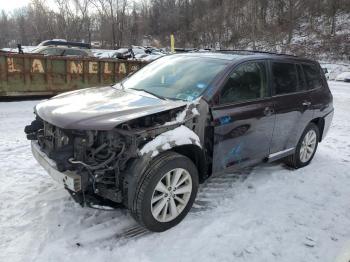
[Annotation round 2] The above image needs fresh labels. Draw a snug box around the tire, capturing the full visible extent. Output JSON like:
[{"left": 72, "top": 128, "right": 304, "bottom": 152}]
[
  {"left": 130, "top": 151, "right": 199, "bottom": 232},
  {"left": 285, "top": 122, "right": 320, "bottom": 169}
]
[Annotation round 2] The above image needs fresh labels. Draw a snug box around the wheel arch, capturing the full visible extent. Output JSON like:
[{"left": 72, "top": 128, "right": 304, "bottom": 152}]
[
  {"left": 310, "top": 117, "right": 325, "bottom": 142},
  {"left": 170, "top": 144, "right": 208, "bottom": 183},
  {"left": 123, "top": 143, "right": 207, "bottom": 209}
]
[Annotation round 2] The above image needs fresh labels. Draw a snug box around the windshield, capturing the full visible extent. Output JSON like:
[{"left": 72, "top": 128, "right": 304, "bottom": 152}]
[{"left": 121, "top": 55, "right": 228, "bottom": 101}]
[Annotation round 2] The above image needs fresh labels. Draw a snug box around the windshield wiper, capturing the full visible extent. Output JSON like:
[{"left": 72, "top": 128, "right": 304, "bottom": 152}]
[{"left": 131, "top": 88, "right": 166, "bottom": 100}]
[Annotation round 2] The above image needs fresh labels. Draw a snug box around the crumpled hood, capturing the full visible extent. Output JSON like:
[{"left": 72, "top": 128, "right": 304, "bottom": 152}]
[{"left": 35, "top": 86, "right": 186, "bottom": 130}]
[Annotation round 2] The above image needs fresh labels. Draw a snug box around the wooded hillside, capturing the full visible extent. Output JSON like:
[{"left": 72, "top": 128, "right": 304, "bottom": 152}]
[{"left": 0, "top": 0, "right": 349, "bottom": 59}]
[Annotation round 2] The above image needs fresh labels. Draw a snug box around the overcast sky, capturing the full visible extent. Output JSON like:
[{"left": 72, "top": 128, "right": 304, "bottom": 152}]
[
  {"left": 0, "top": 0, "right": 58, "bottom": 12},
  {"left": 0, "top": 0, "right": 137, "bottom": 13},
  {"left": 0, "top": 0, "right": 30, "bottom": 12}
]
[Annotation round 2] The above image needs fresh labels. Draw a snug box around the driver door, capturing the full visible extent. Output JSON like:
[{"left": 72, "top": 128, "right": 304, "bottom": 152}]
[{"left": 211, "top": 60, "right": 276, "bottom": 174}]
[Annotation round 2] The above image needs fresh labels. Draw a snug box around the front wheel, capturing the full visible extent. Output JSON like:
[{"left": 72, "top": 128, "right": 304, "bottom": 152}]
[
  {"left": 285, "top": 123, "right": 320, "bottom": 169},
  {"left": 130, "top": 151, "right": 198, "bottom": 232}
]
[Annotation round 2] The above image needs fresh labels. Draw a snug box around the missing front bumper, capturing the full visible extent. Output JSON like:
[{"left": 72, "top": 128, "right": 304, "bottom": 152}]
[{"left": 31, "top": 141, "right": 82, "bottom": 192}]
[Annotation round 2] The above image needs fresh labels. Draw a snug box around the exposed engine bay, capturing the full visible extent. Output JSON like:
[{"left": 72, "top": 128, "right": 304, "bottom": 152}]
[{"left": 24, "top": 104, "right": 206, "bottom": 206}]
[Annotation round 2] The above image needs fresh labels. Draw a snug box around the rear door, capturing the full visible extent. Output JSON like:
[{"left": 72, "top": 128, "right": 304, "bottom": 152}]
[
  {"left": 268, "top": 61, "right": 314, "bottom": 156},
  {"left": 211, "top": 60, "right": 276, "bottom": 173}
]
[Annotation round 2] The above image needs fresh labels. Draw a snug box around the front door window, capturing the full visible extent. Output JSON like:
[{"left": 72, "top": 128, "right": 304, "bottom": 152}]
[{"left": 220, "top": 61, "right": 268, "bottom": 104}]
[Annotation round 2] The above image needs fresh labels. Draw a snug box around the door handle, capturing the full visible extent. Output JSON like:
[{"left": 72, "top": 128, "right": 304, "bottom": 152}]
[
  {"left": 302, "top": 101, "right": 311, "bottom": 107},
  {"left": 263, "top": 106, "right": 274, "bottom": 116}
]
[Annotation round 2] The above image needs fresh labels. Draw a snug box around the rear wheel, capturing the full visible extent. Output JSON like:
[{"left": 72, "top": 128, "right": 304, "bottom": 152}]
[
  {"left": 285, "top": 123, "right": 320, "bottom": 169},
  {"left": 130, "top": 151, "right": 198, "bottom": 232}
]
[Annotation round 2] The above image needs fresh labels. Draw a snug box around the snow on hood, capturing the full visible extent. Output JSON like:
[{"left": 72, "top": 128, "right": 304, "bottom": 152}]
[{"left": 139, "top": 125, "right": 201, "bottom": 157}]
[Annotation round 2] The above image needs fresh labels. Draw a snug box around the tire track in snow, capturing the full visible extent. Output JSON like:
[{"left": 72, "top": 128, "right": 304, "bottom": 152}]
[
  {"left": 108, "top": 169, "right": 254, "bottom": 241},
  {"left": 66, "top": 169, "right": 254, "bottom": 244},
  {"left": 192, "top": 169, "right": 252, "bottom": 212}
]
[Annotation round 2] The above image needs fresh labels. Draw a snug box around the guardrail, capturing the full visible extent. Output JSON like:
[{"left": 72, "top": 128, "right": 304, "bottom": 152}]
[{"left": 0, "top": 52, "right": 148, "bottom": 97}]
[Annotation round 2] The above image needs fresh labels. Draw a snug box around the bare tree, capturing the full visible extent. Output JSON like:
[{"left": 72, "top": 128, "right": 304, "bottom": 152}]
[{"left": 0, "top": 0, "right": 348, "bottom": 60}]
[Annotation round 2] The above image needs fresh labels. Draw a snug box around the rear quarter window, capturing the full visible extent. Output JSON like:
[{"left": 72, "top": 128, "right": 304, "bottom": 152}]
[{"left": 302, "top": 64, "right": 323, "bottom": 90}]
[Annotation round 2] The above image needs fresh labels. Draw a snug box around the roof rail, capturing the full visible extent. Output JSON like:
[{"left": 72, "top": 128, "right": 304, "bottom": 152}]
[
  {"left": 38, "top": 40, "right": 91, "bottom": 49},
  {"left": 215, "top": 49, "right": 297, "bottom": 57}
]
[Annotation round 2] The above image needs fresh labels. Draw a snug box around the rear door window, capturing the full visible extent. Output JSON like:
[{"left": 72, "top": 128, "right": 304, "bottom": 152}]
[
  {"left": 302, "top": 64, "right": 323, "bottom": 90},
  {"left": 272, "top": 62, "right": 298, "bottom": 95},
  {"left": 220, "top": 61, "right": 268, "bottom": 104}
]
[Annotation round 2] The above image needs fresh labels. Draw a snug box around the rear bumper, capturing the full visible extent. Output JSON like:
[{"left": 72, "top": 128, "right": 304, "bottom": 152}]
[
  {"left": 31, "top": 141, "right": 82, "bottom": 192},
  {"left": 321, "top": 109, "right": 334, "bottom": 140}
]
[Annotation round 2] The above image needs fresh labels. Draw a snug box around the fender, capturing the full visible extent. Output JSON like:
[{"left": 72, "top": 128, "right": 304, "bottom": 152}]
[{"left": 123, "top": 142, "right": 207, "bottom": 209}]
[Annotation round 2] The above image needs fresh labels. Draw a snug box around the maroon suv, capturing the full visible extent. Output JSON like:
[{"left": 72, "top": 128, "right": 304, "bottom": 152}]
[{"left": 25, "top": 52, "right": 334, "bottom": 232}]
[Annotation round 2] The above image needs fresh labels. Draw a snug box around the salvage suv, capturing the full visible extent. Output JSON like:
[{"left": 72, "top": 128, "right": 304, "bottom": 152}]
[{"left": 25, "top": 52, "right": 334, "bottom": 232}]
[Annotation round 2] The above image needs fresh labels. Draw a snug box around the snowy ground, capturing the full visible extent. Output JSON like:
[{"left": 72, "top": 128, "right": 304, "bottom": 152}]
[{"left": 1, "top": 81, "right": 350, "bottom": 262}]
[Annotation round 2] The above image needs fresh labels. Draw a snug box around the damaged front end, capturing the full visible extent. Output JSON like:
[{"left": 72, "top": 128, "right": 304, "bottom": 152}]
[
  {"left": 25, "top": 102, "right": 205, "bottom": 207},
  {"left": 26, "top": 118, "right": 138, "bottom": 205}
]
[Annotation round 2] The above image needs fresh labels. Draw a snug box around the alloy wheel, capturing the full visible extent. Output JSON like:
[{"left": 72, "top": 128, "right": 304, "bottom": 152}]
[
  {"left": 151, "top": 168, "right": 192, "bottom": 223},
  {"left": 300, "top": 129, "right": 317, "bottom": 163}
]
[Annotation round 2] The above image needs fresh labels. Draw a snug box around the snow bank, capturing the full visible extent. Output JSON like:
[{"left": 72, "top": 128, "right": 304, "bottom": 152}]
[
  {"left": 92, "top": 48, "right": 165, "bottom": 61},
  {"left": 1, "top": 46, "right": 37, "bottom": 53},
  {"left": 319, "top": 62, "right": 350, "bottom": 80},
  {"left": 139, "top": 125, "right": 201, "bottom": 157},
  {"left": 92, "top": 49, "right": 117, "bottom": 58}
]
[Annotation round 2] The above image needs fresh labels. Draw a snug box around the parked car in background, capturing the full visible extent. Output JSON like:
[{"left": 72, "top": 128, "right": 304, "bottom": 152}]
[
  {"left": 31, "top": 40, "right": 94, "bottom": 57},
  {"left": 335, "top": 72, "right": 350, "bottom": 82},
  {"left": 25, "top": 51, "right": 333, "bottom": 232}
]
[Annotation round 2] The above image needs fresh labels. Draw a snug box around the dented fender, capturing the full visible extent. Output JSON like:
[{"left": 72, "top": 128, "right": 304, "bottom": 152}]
[{"left": 138, "top": 125, "right": 202, "bottom": 157}]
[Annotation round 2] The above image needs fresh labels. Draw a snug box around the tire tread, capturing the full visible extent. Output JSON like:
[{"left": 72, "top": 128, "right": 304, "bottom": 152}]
[{"left": 130, "top": 151, "right": 196, "bottom": 230}]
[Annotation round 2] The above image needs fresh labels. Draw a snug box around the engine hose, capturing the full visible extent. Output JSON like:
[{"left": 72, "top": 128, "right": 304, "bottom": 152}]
[
  {"left": 92, "top": 143, "right": 108, "bottom": 157},
  {"left": 68, "top": 151, "right": 116, "bottom": 170}
]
